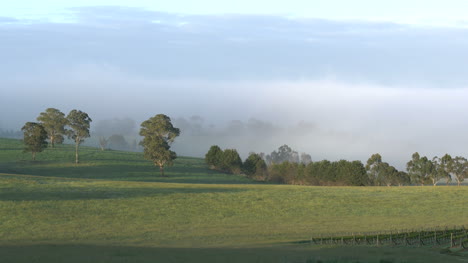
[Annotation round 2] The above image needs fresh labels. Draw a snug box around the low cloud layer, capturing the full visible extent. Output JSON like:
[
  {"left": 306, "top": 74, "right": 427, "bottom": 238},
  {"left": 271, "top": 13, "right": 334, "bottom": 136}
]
[{"left": 2, "top": 7, "right": 468, "bottom": 169}]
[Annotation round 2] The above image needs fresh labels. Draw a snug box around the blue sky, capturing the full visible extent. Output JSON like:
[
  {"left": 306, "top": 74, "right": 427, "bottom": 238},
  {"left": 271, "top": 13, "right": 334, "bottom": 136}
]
[{"left": 2, "top": 0, "right": 468, "bottom": 26}]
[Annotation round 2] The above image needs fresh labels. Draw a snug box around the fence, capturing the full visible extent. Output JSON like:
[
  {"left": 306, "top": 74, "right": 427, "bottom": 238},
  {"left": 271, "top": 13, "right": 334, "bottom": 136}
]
[{"left": 308, "top": 226, "right": 468, "bottom": 249}]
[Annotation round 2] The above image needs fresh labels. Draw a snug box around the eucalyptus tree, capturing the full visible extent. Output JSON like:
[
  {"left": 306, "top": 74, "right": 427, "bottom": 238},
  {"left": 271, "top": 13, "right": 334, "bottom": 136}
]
[
  {"left": 440, "top": 154, "right": 453, "bottom": 185},
  {"left": 380, "top": 162, "right": 399, "bottom": 186},
  {"left": 36, "top": 108, "right": 67, "bottom": 148},
  {"left": 406, "top": 152, "right": 434, "bottom": 186},
  {"left": 21, "top": 122, "right": 48, "bottom": 160},
  {"left": 139, "top": 114, "right": 180, "bottom": 176},
  {"left": 365, "top": 153, "right": 383, "bottom": 185},
  {"left": 427, "top": 156, "right": 445, "bottom": 186},
  {"left": 448, "top": 156, "right": 468, "bottom": 186},
  {"left": 66, "top": 110, "right": 92, "bottom": 164},
  {"left": 98, "top": 136, "right": 108, "bottom": 151}
]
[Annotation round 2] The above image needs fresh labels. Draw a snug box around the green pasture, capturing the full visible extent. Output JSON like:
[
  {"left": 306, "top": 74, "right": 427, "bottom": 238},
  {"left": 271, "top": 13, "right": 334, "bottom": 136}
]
[{"left": 0, "top": 138, "right": 467, "bottom": 262}]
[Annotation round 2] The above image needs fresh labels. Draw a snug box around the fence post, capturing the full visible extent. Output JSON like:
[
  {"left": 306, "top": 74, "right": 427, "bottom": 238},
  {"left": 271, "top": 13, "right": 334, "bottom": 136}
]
[{"left": 451, "top": 233, "right": 454, "bottom": 248}]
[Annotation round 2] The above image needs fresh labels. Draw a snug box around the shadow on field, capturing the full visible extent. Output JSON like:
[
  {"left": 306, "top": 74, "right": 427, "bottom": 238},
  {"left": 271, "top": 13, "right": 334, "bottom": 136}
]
[
  {"left": 2, "top": 162, "right": 254, "bottom": 184},
  {"left": 0, "top": 186, "right": 246, "bottom": 201},
  {"left": 0, "top": 244, "right": 463, "bottom": 263}
]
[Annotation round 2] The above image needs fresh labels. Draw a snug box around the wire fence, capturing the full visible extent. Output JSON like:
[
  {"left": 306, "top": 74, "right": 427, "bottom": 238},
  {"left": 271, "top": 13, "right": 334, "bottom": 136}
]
[{"left": 307, "top": 226, "right": 468, "bottom": 249}]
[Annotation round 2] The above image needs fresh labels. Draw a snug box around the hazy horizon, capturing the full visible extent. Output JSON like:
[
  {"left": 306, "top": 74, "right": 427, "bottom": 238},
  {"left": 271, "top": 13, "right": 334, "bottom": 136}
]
[{"left": 2, "top": 5, "right": 468, "bottom": 169}]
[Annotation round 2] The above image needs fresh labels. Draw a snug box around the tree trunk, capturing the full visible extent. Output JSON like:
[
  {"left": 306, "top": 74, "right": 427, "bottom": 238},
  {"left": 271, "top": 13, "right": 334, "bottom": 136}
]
[
  {"left": 457, "top": 178, "right": 461, "bottom": 186},
  {"left": 432, "top": 178, "right": 437, "bottom": 186},
  {"left": 159, "top": 165, "right": 165, "bottom": 177},
  {"left": 32, "top": 152, "right": 36, "bottom": 161},
  {"left": 75, "top": 141, "right": 79, "bottom": 164},
  {"left": 50, "top": 135, "right": 55, "bottom": 148}
]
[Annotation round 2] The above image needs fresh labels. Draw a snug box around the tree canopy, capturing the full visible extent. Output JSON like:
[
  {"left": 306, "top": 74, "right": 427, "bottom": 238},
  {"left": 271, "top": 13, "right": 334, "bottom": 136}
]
[
  {"left": 139, "top": 114, "right": 180, "bottom": 176},
  {"left": 36, "top": 108, "right": 67, "bottom": 148},
  {"left": 66, "top": 109, "right": 92, "bottom": 164},
  {"left": 205, "top": 145, "right": 223, "bottom": 168},
  {"left": 21, "top": 122, "right": 48, "bottom": 160}
]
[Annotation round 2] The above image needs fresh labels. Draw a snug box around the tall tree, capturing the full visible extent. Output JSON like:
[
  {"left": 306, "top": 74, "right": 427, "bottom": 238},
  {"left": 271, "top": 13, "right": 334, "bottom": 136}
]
[
  {"left": 440, "top": 154, "right": 453, "bottom": 185},
  {"left": 66, "top": 110, "right": 92, "bottom": 164},
  {"left": 447, "top": 156, "right": 468, "bottom": 186},
  {"left": 36, "top": 108, "right": 67, "bottom": 148},
  {"left": 365, "top": 153, "right": 383, "bottom": 185},
  {"left": 406, "top": 152, "right": 433, "bottom": 186},
  {"left": 98, "top": 136, "right": 108, "bottom": 151},
  {"left": 107, "top": 134, "right": 129, "bottom": 150},
  {"left": 429, "top": 156, "right": 446, "bottom": 186},
  {"left": 21, "top": 122, "right": 48, "bottom": 160},
  {"left": 139, "top": 114, "right": 180, "bottom": 176}
]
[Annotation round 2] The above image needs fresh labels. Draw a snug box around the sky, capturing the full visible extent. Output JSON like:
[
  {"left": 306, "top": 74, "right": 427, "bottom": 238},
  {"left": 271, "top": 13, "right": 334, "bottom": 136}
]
[
  {"left": 3, "top": 0, "right": 468, "bottom": 26},
  {"left": 2, "top": 1, "right": 468, "bottom": 169}
]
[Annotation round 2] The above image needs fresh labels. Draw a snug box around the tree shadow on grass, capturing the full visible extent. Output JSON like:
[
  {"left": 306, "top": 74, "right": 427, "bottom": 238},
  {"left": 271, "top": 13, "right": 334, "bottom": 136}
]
[
  {"left": 0, "top": 244, "right": 461, "bottom": 263},
  {"left": 2, "top": 162, "right": 256, "bottom": 184},
  {"left": 0, "top": 186, "right": 246, "bottom": 201}
]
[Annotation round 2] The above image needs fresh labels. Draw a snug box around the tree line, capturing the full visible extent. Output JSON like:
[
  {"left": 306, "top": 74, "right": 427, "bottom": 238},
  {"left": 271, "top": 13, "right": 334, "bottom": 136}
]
[{"left": 205, "top": 145, "right": 467, "bottom": 186}]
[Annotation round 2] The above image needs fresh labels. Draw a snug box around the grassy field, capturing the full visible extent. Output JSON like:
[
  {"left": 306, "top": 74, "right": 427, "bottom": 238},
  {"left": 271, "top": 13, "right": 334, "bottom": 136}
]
[{"left": 0, "top": 138, "right": 467, "bottom": 262}]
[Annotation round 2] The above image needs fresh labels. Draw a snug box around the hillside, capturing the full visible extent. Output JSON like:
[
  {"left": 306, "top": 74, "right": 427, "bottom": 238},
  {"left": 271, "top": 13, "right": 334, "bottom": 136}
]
[{"left": 0, "top": 138, "right": 467, "bottom": 262}]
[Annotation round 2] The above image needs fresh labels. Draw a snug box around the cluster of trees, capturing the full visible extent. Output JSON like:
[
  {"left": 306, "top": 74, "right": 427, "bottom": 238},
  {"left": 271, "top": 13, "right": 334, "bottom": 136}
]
[
  {"left": 205, "top": 145, "right": 467, "bottom": 186},
  {"left": 22, "top": 108, "right": 92, "bottom": 162},
  {"left": 406, "top": 153, "right": 467, "bottom": 186},
  {"left": 205, "top": 146, "right": 268, "bottom": 179},
  {"left": 265, "top": 145, "right": 312, "bottom": 165},
  {"left": 21, "top": 110, "right": 180, "bottom": 177}
]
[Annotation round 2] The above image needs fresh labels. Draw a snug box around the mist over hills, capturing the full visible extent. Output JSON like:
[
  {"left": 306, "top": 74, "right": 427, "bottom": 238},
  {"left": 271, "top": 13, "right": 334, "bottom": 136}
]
[{"left": 2, "top": 6, "right": 468, "bottom": 169}]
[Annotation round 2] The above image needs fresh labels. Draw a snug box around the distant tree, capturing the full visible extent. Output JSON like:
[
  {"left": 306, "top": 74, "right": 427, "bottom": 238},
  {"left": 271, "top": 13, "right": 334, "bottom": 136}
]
[
  {"left": 335, "top": 160, "right": 368, "bottom": 186},
  {"left": 447, "top": 156, "right": 468, "bottom": 186},
  {"left": 440, "top": 154, "right": 453, "bottom": 185},
  {"left": 300, "top": 153, "right": 312, "bottom": 165},
  {"left": 243, "top": 152, "right": 268, "bottom": 179},
  {"left": 221, "top": 149, "right": 242, "bottom": 174},
  {"left": 94, "top": 118, "right": 136, "bottom": 136},
  {"left": 429, "top": 156, "right": 446, "bottom": 186},
  {"left": 268, "top": 145, "right": 300, "bottom": 164},
  {"left": 130, "top": 139, "right": 138, "bottom": 151},
  {"left": 406, "top": 152, "right": 433, "bottom": 186},
  {"left": 139, "top": 114, "right": 180, "bottom": 176},
  {"left": 205, "top": 145, "right": 223, "bottom": 169},
  {"left": 36, "top": 108, "right": 67, "bottom": 148},
  {"left": 66, "top": 110, "right": 92, "bottom": 164},
  {"left": 365, "top": 153, "right": 383, "bottom": 185},
  {"left": 395, "top": 171, "right": 411, "bottom": 186},
  {"left": 21, "top": 122, "right": 48, "bottom": 160},
  {"left": 98, "top": 136, "right": 108, "bottom": 151},
  {"left": 108, "top": 134, "right": 129, "bottom": 150}
]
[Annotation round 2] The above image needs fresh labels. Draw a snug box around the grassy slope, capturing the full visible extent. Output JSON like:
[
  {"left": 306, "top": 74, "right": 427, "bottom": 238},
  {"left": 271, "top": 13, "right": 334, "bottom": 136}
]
[{"left": 1, "top": 138, "right": 467, "bottom": 262}]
